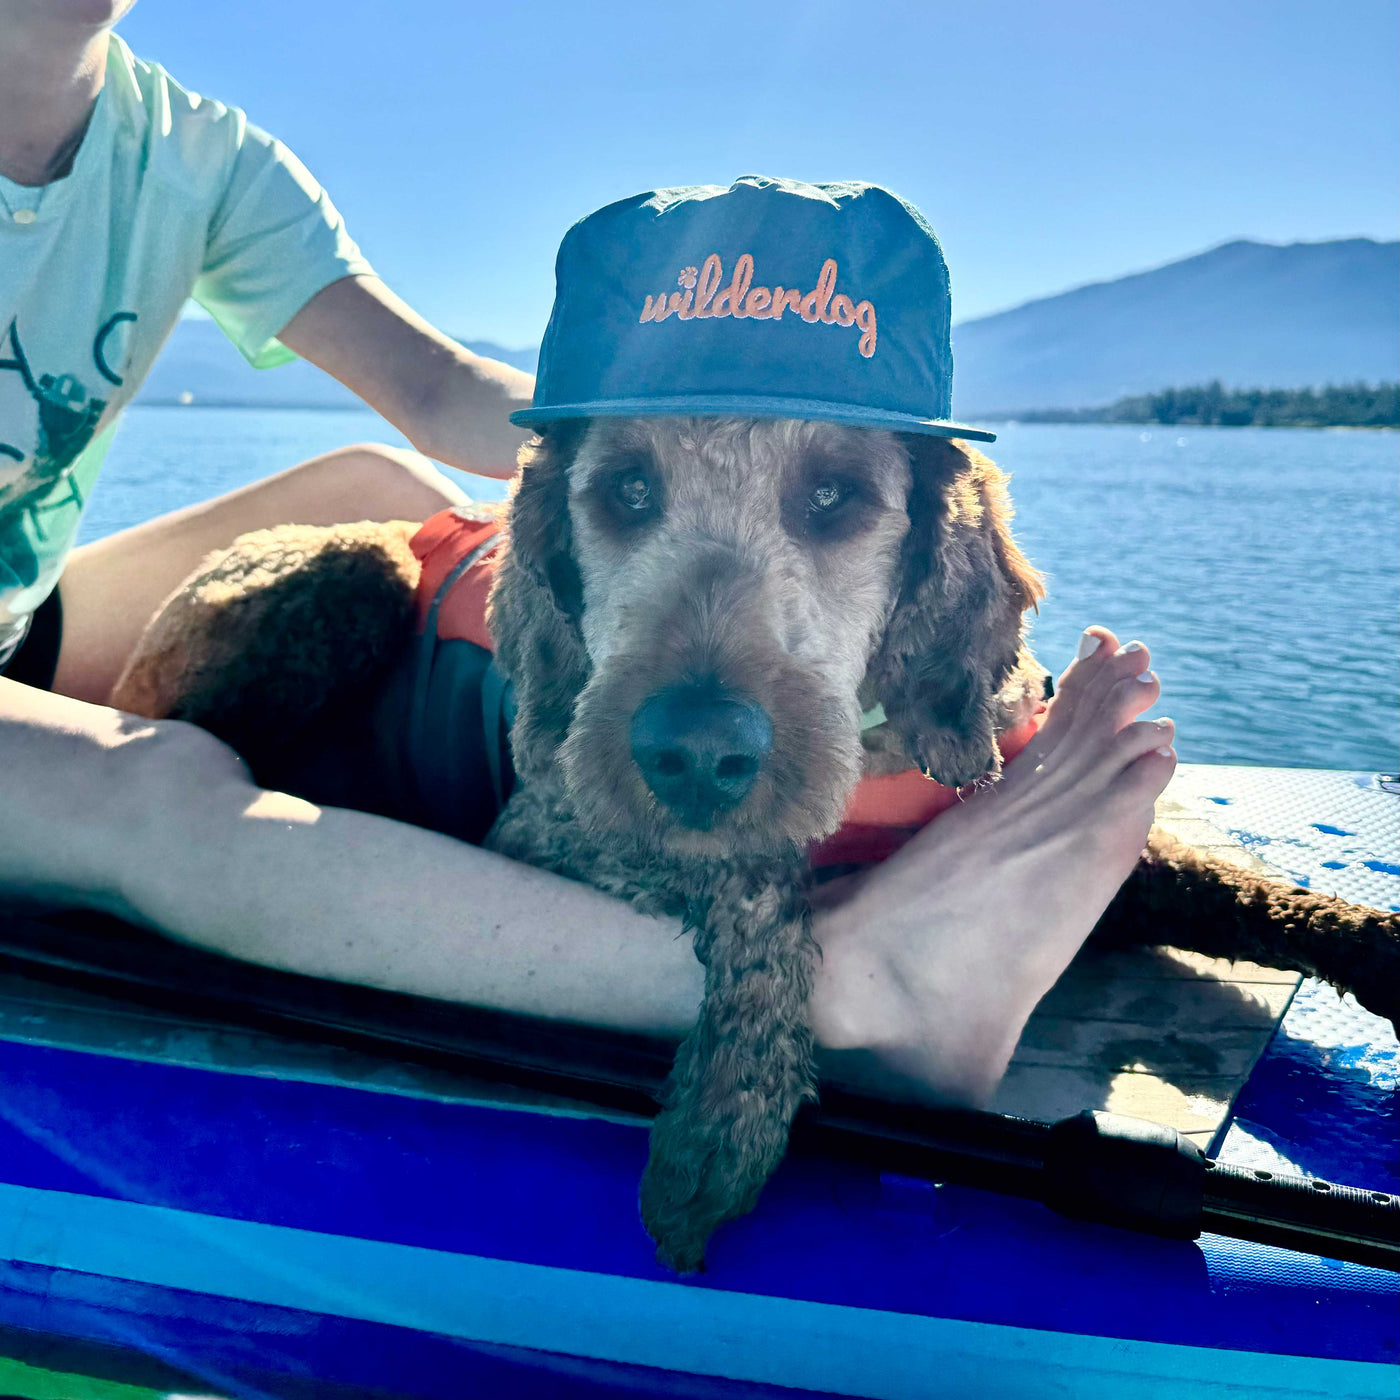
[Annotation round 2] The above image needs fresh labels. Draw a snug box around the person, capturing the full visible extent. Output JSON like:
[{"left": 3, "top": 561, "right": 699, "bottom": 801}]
[
  {"left": 0, "top": 6, "right": 1178, "bottom": 1109},
  {"left": 0, "top": 0, "right": 533, "bottom": 702}
]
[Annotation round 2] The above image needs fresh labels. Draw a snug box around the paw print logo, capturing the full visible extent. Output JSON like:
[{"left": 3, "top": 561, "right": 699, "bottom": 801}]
[{"left": 677, "top": 266, "right": 698, "bottom": 290}]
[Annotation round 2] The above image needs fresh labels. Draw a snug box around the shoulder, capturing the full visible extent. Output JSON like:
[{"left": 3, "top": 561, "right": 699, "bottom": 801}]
[{"left": 104, "top": 33, "right": 266, "bottom": 197}]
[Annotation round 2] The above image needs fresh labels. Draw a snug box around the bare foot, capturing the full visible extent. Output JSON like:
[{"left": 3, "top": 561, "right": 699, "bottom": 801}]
[{"left": 810, "top": 625, "right": 1177, "bottom": 1106}]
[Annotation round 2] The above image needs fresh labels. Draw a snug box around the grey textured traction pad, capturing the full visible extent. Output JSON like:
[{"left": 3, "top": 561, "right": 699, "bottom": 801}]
[{"left": 1167, "top": 764, "right": 1399, "bottom": 913}]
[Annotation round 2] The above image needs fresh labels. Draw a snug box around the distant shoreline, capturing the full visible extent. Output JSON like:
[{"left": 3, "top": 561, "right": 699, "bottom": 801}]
[
  {"left": 978, "top": 381, "right": 1399, "bottom": 429},
  {"left": 135, "top": 398, "right": 378, "bottom": 412},
  {"left": 977, "top": 419, "right": 1398, "bottom": 430}
]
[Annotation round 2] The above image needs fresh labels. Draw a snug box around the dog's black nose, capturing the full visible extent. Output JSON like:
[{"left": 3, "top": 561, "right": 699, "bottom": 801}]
[{"left": 630, "top": 682, "right": 773, "bottom": 827}]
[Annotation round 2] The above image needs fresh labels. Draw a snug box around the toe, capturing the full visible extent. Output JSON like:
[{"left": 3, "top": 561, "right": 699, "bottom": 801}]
[
  {"left": 1054, "top": 626, "right": 1120, "bottom": 700},
  {"left": 1100, "top": 667, "right": 1161, "bottom": 727},
  {"left": 1109, "top": 715, "right": 1175, "bottom": 769},
  {"left": 1072, "top": 640, "right": 1152, "bottom": 725},
  {"left": 1105, "top": 737, "right": 1177, "bottom": 813},
  {"left": 1033, "top": 627, "right": 1120, "bottom": 750},
  {"left": 1101, "top": 639, "right": 1152, "bottom": 687}
]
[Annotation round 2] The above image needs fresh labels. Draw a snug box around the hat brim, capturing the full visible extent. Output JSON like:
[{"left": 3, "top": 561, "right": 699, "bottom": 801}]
[{"left": 510, "top": 394, "right": 995, "bottom": 443}]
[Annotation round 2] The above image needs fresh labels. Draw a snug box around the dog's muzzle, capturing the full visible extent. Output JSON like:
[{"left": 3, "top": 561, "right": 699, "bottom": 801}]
[{"left": 630, "top": 681, "right": 773, "bottom": 829}]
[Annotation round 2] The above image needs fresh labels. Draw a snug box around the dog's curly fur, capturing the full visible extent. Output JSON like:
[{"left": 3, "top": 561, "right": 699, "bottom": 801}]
[
  {"left": 112, "top": 419, "right": 1399, "bottom": 1272},
  {"left": 114, "top": 520, "right": 420, "bottom": 779}
]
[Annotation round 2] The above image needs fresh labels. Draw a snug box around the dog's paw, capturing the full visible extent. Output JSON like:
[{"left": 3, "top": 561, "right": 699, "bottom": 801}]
[
  {"left": 639, "top": 1109, "right": 767, "bottom": 1274},
  {"left": 639, "top": 1178, "right": 711, "bottom": 1276},
  {"left": 677, "top": 266, "right": 698, "bottom": 290},
  {"left": 914, "top": 721, "right": 1001, "bottom": 789}
]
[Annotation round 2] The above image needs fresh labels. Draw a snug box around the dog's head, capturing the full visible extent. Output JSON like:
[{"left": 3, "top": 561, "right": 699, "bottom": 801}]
[{"left": 490, "top": 416, "right": 1044, "bottom": 858}]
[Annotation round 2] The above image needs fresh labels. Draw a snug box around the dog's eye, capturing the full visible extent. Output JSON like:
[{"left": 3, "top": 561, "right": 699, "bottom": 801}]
[
  {"left": 784, "top": 467, "right": 873, "bottom": 545},
  {"left": 594, "top": 455, "right": 663, "bottom": 533},
  {"left": 616, "top": 473, "right": 653, "bottom": 511}
]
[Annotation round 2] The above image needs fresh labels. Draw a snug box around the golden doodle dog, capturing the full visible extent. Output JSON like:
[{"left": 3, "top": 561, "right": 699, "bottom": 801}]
[{"left": 112, "top": 179, "right": 1399, "bottom": 1271}]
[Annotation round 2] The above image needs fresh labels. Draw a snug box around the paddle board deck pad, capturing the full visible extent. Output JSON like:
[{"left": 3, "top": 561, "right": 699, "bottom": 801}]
[
  {"left": 0, "top": 766, "right": 1393, "bottom": 1399},
  {"left": 1163, "top": 767, "right": 1398, "bottom": 1193}
]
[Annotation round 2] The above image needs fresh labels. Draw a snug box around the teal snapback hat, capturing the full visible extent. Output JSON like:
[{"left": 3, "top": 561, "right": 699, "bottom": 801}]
[{"left": 511, "top": 174, "right": 993, "bottom": 443}]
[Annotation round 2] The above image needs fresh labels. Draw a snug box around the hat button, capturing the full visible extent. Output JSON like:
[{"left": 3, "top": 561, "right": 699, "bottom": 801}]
[{"left": 12, "top": 208, "right": 37, "bottom": 225}]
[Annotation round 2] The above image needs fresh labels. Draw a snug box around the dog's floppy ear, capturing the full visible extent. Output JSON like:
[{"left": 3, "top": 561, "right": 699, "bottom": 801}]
[
  {"left": 501, "top": 421, "right": 586, "bottom": 619},
  {"left": 868, "top": 435, "right": 1045, "bottom": 787},
  {"left": 488, "top": 422, "right": 592, "bottom": 775}
]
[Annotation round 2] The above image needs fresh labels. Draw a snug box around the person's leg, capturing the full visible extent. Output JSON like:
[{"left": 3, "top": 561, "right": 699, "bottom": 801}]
[
  {"left": 4, "top": 623, "right": 1225, "bottom": 1111},
  {"left": 811, "top": 626, "right": 1178, "bottom": 1106},
  {"left": 0, "top": 674, "right": 706, "bottom": 1036},
  {"left": 54, "top": 444, "right": 468, "bottom": 703}
]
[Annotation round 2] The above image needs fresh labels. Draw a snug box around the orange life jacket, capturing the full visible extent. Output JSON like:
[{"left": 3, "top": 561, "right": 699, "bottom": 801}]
[{"left": 411, "top": 508, "right": 1041, "bottom": 866}]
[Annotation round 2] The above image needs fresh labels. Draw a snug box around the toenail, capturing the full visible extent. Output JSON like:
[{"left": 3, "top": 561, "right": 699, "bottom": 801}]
[
  {"left": 1136, "top": 670, "right": 1158, "bottom": 684},
  {"left": 1155, "top": 746, "right": 1175, "bottom": 757},
  {"left": 1076, "top": 630, "right": 1102, "bottom": 661},
  {"left": 1154, "top": 716, "right": 1173, "bottom": 727},
  {"left": 1115, "top": 642, "right": 1145, "bottom": 656}
]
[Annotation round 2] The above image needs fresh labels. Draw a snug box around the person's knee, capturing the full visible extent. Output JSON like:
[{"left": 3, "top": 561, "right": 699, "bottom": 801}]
[
  {"left": 310, "top": 443, "right": 467, "bottom": 522},
  {"left": 119, "top": 711, "right": 253, "bottom": 808}
]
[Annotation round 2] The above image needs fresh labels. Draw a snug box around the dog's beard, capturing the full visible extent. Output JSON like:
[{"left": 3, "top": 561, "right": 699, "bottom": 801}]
[{"left": 558, "top": 651, "right": 862, "bottom": 859}]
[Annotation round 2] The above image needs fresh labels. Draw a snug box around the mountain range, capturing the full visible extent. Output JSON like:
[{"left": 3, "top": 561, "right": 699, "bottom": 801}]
[
  {"left": 135, "top": 238, "right": 1397, "bottom": 415},
  {"left": 951, "top": 238, "right": 1398, "bottom": 416}
]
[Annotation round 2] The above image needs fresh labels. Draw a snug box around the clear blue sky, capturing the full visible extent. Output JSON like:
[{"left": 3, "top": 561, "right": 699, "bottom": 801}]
[{"left": 119, "top": 0, "right": 1399, "bottom": 349}]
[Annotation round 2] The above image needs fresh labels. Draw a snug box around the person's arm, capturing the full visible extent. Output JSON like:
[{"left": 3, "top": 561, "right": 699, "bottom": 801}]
[
  {"left": 278, "top": 275, "right": 536, "bottom": 482},
  {"left": 187, "top": 114, "right": 533, "bottom": 481}
]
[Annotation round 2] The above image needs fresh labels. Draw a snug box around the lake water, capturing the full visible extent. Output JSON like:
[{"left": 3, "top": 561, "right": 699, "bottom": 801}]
[{"left": 81, "top": 408, "right": 1398, "bottom": 771}]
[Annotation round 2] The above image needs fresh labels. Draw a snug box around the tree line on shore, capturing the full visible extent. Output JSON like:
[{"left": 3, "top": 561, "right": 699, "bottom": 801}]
[{"left": 1011, "top": 381, "right": 1399, "bottom": 427}]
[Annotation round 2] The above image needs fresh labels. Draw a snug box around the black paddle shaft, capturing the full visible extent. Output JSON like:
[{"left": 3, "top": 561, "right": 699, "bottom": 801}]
[
  {"left": 1, "top": 908, "right": 1396, "bottom": 1271},
  {"left": 803, "top": 1098, "right": 1400, "bottom": 1272}
]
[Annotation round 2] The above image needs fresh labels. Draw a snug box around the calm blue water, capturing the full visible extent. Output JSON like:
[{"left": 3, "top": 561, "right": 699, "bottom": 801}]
[{"left": 81, "top": 409, "right": 1398, "bottom": 771}]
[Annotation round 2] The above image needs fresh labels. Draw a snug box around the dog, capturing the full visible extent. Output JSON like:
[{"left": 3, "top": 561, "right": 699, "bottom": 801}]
[
  {"left": 110, "top": 413, "right": 1399, "bottom": 1271},
  {"left": 109, "top": 176, "right": 1400, "bottom": 1270}
]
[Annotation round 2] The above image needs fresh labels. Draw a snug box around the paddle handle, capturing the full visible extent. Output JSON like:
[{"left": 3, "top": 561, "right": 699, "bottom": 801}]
[{"left": 1201, "top": 1158, "right": 1400, "bottom": 1273}]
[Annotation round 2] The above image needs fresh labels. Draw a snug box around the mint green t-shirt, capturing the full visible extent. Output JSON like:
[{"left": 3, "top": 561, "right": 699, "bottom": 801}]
[{"left": 0, "top": 33, "right": 373, "bottom": 666}]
